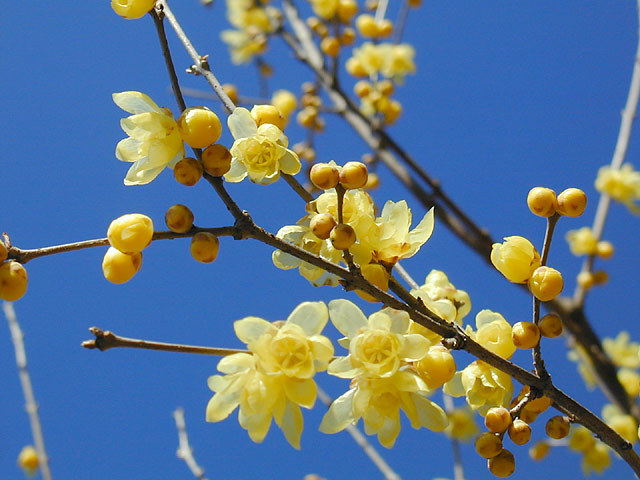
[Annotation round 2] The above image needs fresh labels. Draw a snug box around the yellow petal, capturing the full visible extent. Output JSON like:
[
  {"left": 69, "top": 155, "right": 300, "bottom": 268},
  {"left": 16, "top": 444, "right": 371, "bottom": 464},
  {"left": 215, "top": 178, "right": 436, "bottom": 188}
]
[
  {"left": 329, "top": 299, "right": 368, "bottom": 338},
  {"left": 286, "top": 301, "right": 328, "bottom": 336},
  {"left": 113, "top": 91, "right": 162, "bottom": 115},
  {"left": 227, "top": 107, "right": 257, "bottom": 140},
  {"left": 319, "top": 389, "right": 356, "bottom": 433},
  {"left": 234, "top": 316, "right": 276, "bottom": 344},
  {"left": 283, "top": 377, "right": 317, "bottom": 409}
]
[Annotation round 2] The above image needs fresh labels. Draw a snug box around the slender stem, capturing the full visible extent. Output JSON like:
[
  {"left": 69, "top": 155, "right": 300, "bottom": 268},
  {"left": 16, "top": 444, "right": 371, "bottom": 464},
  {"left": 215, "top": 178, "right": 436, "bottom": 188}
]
[
  {"left": 393, "top": 262, "right": 420, "bottom": 289},
  {"left": 173, "top": 408, "right": 208, "bottom": 480},
  {"left": 392, "top": 0, "right": 411, "bottom": 44},
  {"left": 540, "top": 214, "right": 559, "bottom": 266},
  {"left": 82, "top": 327, "right": 248, "bottom": 356},
  {"left": 317, "top": 387, "right": 400, "bottom": 480},
  {"left": 152, "top": 8, "right": 187, "bottom": 112},
  {"left": 574, "top": 0, "right": 640, "bottom": 307},
  {"left": 4, "top": 303, "right": 53, "bottom": 480}
]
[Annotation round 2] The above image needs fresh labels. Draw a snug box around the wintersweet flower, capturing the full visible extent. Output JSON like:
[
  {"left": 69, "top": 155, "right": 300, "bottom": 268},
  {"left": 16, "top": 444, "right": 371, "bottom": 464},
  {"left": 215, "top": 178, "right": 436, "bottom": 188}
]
[
  {"left": 225, "top": 107, "right": 301, "bottom": 184},
  {"left": 411, "top": 270, "right": 472, "bottom": 323},
  {"left": 467, "top": 310, "right": 516, "bottom": 360},
  {"left": 602, "top": 404, "right": 638, "bottom": 444},
  {"left": 220, "top": 30, "right": 267, "bottom": 65},
  {"left": 319, "top": 370, "right": 448, "bottom": 448},
  {"left": 309, "top": 0, "right": 339, "bottom": 19},
  {"left": 490, "top": 236, "right": 541, "bottom": 284},
  {"left": 581, "top": 442, "right": 611, "bottom": 476},
  {"left": 444, "top": 360, "right": 513, "bottom": 415},
  {"left": 379, "top": 43, "right": 416, "bottom": 82},
  {"left": 328, "top": 299, "right": 430, "bottom": 379},
  {"left": 602, "top": 331, "right": 640, "bottom": 369},
  {"left": 445, "top": 406, "right": 480, "bottom": 442},
  {"left": 369, "top": 202, "right": 434, "bottom": 265},
  {"left": 113, "top": 91, "right": 184, "bottom": 185},
  {"left": 566, "top": 227, "right": 598, "bottom": 256},
  {"left": 206, "top": 302, "right": 334, "bottom": 448},
  {"left": 595, "top": 163, "right": 640, "bottom": 214}
]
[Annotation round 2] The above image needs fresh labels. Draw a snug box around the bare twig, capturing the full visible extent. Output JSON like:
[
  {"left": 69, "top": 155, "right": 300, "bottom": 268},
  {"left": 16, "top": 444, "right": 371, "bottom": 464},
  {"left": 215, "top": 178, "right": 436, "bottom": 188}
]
[
  {"left": 317, "top": 387, "right": 401, "bottom": 480},
  {"left": 174, "top": 408, "right": 208, "bottom": 480},
  {"left": 4, "top": 302, "right": 53, "bottom": 480}
]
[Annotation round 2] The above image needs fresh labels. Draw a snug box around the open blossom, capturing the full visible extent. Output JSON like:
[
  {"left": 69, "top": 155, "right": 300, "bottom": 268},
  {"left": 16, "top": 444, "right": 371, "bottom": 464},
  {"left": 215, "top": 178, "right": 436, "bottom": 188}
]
[
  {"left": 566, "top": 226, "right": 598, "bottom": 256},
  {"left": 225, "top": 107, "right": 300, "bottom": 184},
  {"left": 327, "top": 299, "right": 430, "bottom": 379},
  {"left": 602, "top": 404, "right": 638, "bottom": 444},
  {"left": 319, "top": 370, "right": 448, "bottom": 448},
  {"left": 411, "top": 270, "right": 471, "bottom": 323},
  {"left": 221, "top": 30, "right": 267, "bottom": 65},
  {"left": 466, "top": 310, "right": 516, "bottom": 360},
  {"left": 595, "top": 163, "right": 640, "bottom": 214},
  {"left": 491, "top": 236, "right": 541, "bottom": 284},
  {"left": 350, "top": 43, "right": 416, "bottom": 81},
  {"left": 206, "top": 302, "right": 333, "bottom": 448},
  {"left": 602, "top": 331, "right": 640, "bottom": 369},
  {"left": 113, "top": 91, "right": 185, "bottom": 185}
]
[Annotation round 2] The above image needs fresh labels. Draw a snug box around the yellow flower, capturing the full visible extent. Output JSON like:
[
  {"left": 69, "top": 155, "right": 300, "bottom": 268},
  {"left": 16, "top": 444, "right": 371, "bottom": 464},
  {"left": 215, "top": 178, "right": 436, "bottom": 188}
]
[
  {"left": 411, "top": 270, "right": 471, "bottom": 323},
  {"left": 328, "top": 299, "right": 430, "bottom": 379},
  {"left": 566, "top": 227, "right": 598, "bottom": 256},
  {"left": 369, "top": 202, "right": 434, "bottom": 265},
  {"left": 221, "top": 29, "right": 267, "bottom": 65},
  {"left": 379, "top": 43, "right": 416, "bottom": 82},
  {"left": 18, "top": 445, "right": 39, "bottom": 476},
  {"left": 206, "top": 302, "right": 333, "bottom": 448},
  {"left": 309, "top": 0, "right": 339, "bottom": 20},
  {"left": 618, "top": 368, "right": 640, "bottom": 397},
  {"left": 468, "top": 310, "right": 516, "bottom": 360},
  {"left": 113, "top": 91, "right": 184, "bottom": 185},
  {"left": 319, "top": 370, "right": 448, "bottom": 448},
  {"left": 225, "top": 107, "right": 301, "bottom": 184},
  {"left": 444, "top": 361, "right": 513, "bottom": 415},
  {"left": 602, "top": 331, "right": 640, "bottom": 369},
  {"left": 445, "top": 406, "right": 480, "bottom": 442},
  {"left": 350, "top": 43, "right": 386, "bottom": 76},
  {"left": 490, "top": 236, "right": 541, "bottom": 284},
  {"left": 581, "top": 442, "right": 611, "bottom": 476},
  {"left": 595, "top": 163, "right": 640, "bottom": 214},
  {"left": 602, "top": 404, "right": 638, "bottom": 444}
]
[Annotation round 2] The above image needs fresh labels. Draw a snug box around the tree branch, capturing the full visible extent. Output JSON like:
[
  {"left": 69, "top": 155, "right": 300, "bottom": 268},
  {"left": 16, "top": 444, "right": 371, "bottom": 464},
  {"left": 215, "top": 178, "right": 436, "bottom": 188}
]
[{"left": 173, "top": 408, "right": 208, "bottom": 480}]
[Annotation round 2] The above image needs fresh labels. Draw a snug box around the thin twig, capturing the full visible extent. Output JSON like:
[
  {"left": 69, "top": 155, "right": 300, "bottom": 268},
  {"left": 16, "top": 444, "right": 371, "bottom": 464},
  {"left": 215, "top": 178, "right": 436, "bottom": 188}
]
[
  {"left": 392, "top": 0, "right": 411, "bottom": 45},
  {"left": 174, "top": 408, "right": 208, "bottom": 480},
  {"left": 393, "top": 262, "right": 420, "bottom": 289},
  {"left": 3, "top": 302, "right": 53, "bottom": 480},
  {"left": 317, "top": 387, "right": 401, "bottom": 480},
  {"left": 152, "top": 8, "right": 187, "bottom": 112}
]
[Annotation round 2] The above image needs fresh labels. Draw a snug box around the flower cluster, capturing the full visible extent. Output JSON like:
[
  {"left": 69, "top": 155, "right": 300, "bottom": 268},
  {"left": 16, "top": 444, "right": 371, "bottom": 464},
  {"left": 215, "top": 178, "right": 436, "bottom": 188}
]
[
  {"left": 206, "top": 302, "right": 334, "bottom": 448},
  {"left": 567, "top": 425, "right": 612, "bottom": 475},
  {"left": 347, "top": 42, "right": 416, "bottom": 82},
  {"left": 595, "top": 163, "right": 640, "bottom": 214},
  {"left": 320, "top": 300, "right": 449, "bottom": 447},
  {"left": 221, "top": 0, "right": 279, "bottom": 64},
  {"left": 601, "top": 331, "right": 640, "bottom": 398}
]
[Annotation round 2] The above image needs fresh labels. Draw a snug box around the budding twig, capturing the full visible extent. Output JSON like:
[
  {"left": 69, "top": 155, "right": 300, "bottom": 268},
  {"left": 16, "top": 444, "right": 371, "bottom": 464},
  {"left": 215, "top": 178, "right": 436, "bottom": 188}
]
[{"left": 173, "top": 408, "right": 208, "bottom": 480}]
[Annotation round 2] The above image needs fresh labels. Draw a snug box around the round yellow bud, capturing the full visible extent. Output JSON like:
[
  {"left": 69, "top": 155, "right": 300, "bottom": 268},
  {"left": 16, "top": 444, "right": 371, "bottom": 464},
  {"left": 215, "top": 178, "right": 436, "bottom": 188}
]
[
  {"left": 177, "top": 107, "right": 222, "bottom": 148},
  {"left": 102, "top": 247, "right": 142, "bottom": 284},
  {"left": 202, "top": 144, "right": 232, "bottom": 177},
  {"left": 0, "top": 241, "right": 7, "bottom": 263},
  {"left": 476, "top": 316, "right": 516, "bottom": 359},
  {"left": 174, "top": 157, "right": 203, "bottom": 186},
  {"left": 310, "top": 213, "right": 337, "bottom": 240},
  {"left": 408, "top": 0, "right": 422, "bottom": 7},
  {"left": 355, "top": 263, "right": 390, "bottom": 302},
  {"left": 593, "top": 270, "right": 609, "bottom": 285},
  {"left": 271, "top": 90, "right": 297, "bottom": 119},
  {"left": 528, "top": 266, "right": 563, "bottom": 302},
  {"left": 321, "top": 36, "right": 341, "bottom": 57},
  {"left": 364, "top": 172, "right": 380, "bottom": 190},
  {"left": 165, "top": 204, "right": 194, "bottom": 234},
  {"left": 484, "top": 407, "right": 512, "bottom": 434},
  {"left": 310, "top": 163, "right": 340, "bottom": 190},
  {"left": 339, "top": 161, "right": 369, "bottom": 189},
  {"left": 222, "top": 84, "right": 238, "bottom": 105},
  {"left": 527, "top": 187, "right": 557, "bottom": 217},
  {"left": 190, "top": 232, "right": 220, "bottom": 263},
  {"left": 519, "top": 407, "right": 539, "bottom": 424},
  {"left": 382, "top": 99, "right": 403, "bottom": 125},
  {"left": 577, "top": 271, "right": 595, "bottom": 290},
  {"left": 337, "top": 0, "right": 358, "bottom": 23},
  {"left": 377, "top": 19, "right": 393, "bottom": 37},
  {"left": 490, "top": 236, "right": 541, "bottom": 284},
  {"left": 508, "top": 419, "right": 532, "bottom": 445},
  {"left": 545, "top": 416, "right": 570, "bottom": 439},
  {"left": 251, "top": 105, "right": 286, "bottom": 131},
  {"left": 414, "top": 345, "right": 456, "bottom": 390},
  {"left": 111, "top": 0, "right": 156, "bottom": 19},
  {"left": 475, "top": 432, "right": 503, "bottom": 459},
  {"left": 618, "top": 368, "right": 640, "bottom": 397},
  {"left": 488, "top": 449, "right": 516, "bottom": 478},
  {"left": 378, "top": 79, "right": 394, "bottom": 97},
  {"left": 340, "top": 27, "right": 356, "bottom": 46},
  {"left": 107, "top": 213, "right": 154, "bottom": 254},
  {"left": 539, "top": 313, "right": 563, "bottom": 338},
  {"left": 529, "top": 441, "right": 550, "bottom": 461},
  {"left": 596, "top": 240, "right": 614, "bottom": 259},
  {"left": 568, "top": 425, "right": 595, "bottom": 452},
  {"left": 308, "top": 17, "right": 329, "bottom": 37},
  {"left": 526, "top": 395, "right": 552, "bottom": 414},
  {"left": 355, "top": 14, "right": 379, "bottom": 37},
  {"left": 297, "top": 106, "right": 318, "bottom": 128},
  {"left": 512, "top": 321, "right": 541, "bottom": 349},
  {"left": 556, "top": 188, "right": 587, "bottom": 217},
  {"left": 301, "top": 93, "right": 321, "bottom": 108},
  {"left": 18, "top": 445, "right": 39, "bottom": 472},
  {"left": 346, "top": 57, "right": 367, "bottom": 77},
  {"left": 330, "top": 223, "right": 356, "bottom": 250},
  {"left": 0, "top": 261, "right": 28, "bottom": 301},
  {"left": 354, "top": 80, "right": 372, "bottom": 98}
]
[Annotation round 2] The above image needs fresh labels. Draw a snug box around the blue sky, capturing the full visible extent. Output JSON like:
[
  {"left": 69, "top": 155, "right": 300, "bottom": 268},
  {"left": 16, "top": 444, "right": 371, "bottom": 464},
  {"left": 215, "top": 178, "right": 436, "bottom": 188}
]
[{"left": 1, "top": 1, "right": 639, "bottom": 479}]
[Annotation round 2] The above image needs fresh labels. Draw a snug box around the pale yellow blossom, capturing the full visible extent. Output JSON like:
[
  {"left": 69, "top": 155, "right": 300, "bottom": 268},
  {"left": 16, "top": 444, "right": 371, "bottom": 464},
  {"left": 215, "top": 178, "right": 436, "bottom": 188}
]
[
  {"left": 595, "top": 163, "right": 640, "bottom": 214},
  {"left": 581, "top": 442, "right": 611, "bottom": 476},
  {"left": 444, "top": 361, "right": 513, "bottom": 415},
  {"left": 467, "top": 310, "right": 516, "bottom": 360},
  {"left": 309, "top": 0, "right": 339, "bottom": 19},
  {"left": 490, "top": 236, "right": 541, "bottom": 284},
  {"left": 566, "top": 227, "right": 598, "bottom": 256},
  {"left": 602, "top": 404, "right": 637, "bottom": 444},
  {"left": 412, "top": 270, "right": 471, "bottom": 323},
  {"left": 603, "top": 331, "right": 640, "bottom": 369},
  {"left": 113, "top": 91, "right": 184, "bottom": 185},
  {"left": 445, "top": 406, "right": 480, "bottom": 442},
  {"left": 221, "top": 30, "right": 267, "bottom": 65}
]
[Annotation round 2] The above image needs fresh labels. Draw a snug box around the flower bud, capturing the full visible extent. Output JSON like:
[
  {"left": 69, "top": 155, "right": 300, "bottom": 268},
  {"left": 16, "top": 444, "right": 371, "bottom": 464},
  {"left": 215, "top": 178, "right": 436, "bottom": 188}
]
[
  {"left": 321, "top": 37, "right": 340, "bottom": 57},
  {"left": 512, "top": 321, "right": 541, "bottom": 349},
  {"left": 190, "top": 232, "right": 220, "bottom": 263},
  {"left": 355, "top": 14, "right": 379, "bottom": 37},
  {"left": 251, "top": 105, "right": 286, "bottom": 131},
  {"left": 491, "top": 236, "right": 541, "bottom": 284},
  {"left": 355, "top": 263, "right": 390, "bottom": 302},
  {"left": 487, "top": 449, "right": 516, "bottom": 478},
  {"left": 508, "top": 419, "right": 531, "bottom": 445},
  {"left": 339, "top": 161, "right": 368, "bottom": 189},
  {"left": 529, "top": 441, "right": 550, "bottom": 461},
  {"left": 546, "top": 415, "right": 570, "bottom": 439},
  {"left": 528, "top": 266, "right": 563, "bottom": 302},
  {"left": 202, "top": 144, "right": 232, "bottom": 177},
  {"left": 337, "top": 0, "right": 358, "bottom": 23},
  {"left": 18, "top": 445, "right": 39, "bottom": 473},
  {"left": 577, "top": 271, "right": 595, "bottom": 290},
  {"left": 310, "top": 213, "right": 337, "bottom": 240},
  {"left": 107, "top": 213, "right": 154, "bottom": 254},
  {"left": 310, "top": 163, "right": 340, "bottom": 190},
  {"left": 111, "top": 0, "right": 156, "bottom": 19},
  {"left": 556, "top": 188, "right": 587, "bottom": 217},
  {"left": 593, "top": 270, "right": 609, "bottom": 285},
  {"left": 102, "top": 247, "right": 142, "bottom": 284},
  {"left": 414, "top": 345, "right": 457, "bottom": 390},
  {"left": 222, "top": 84, "right": 238, "bottom": 105},
  {"left": 539, "top": 313, "right": 563, "bottom": 337},
  {"left": 527, "top": 187, "right": 557, "bottom": 217},
  {"left": 165, "top": 204, "right": 194, "bottom": 234},
  {"left": 271, "top": 90, "right": 297, "bottom": 119},
  {"left": 346, "top": 57, "right": 367, "bottom": 77},
  {"left": 475, "top": 432, "right": 503, "bottom": 459},
  {"left": 177, "top": 107, "right": 222, "bottom": 148},
  {"left": 0, "top": 241, "right": 7, "bottom": 262},
  {"left": 596, "top": 240, "right": 614, "bottom": 259},
  {"left": 174, "top": 157, "right": 203, "bottom": 186},
  {"left": 330, "top": 223, "right": 356, "bottom": 250},
  {"left": 568, "top": 425, "right": 595, "bottom": 452},
  {"left": 0, "top": 261, "right": 28, "bottom": 301},
  {"left": 484, "top": 407, "right": 512, "bottom": 433},
  {"left": 354, "top": 80, "right": 372, "bottom": 98}
]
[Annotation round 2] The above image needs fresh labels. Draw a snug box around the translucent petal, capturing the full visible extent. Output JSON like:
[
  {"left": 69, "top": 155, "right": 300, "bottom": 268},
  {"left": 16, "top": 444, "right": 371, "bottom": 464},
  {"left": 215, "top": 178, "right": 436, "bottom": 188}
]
[
  {"left": 399, "top": 334, "right": 430, "bottom": 361},
  {"left": 368, "top": 311, "right": 392, "bottom": 331},
  {"left": 227, "top": 107, "right": 257, "bottom": 140},
  {"left": 329, "top": 299, "right": 368, "bottom": 338},
  {"left": 272, "top": 249, "right": 301, "bottom": 270},
  {"left": 279, "top": 149, "right": 301, "bottom": 175},
  {"left": 224, "top": 158, "right": 248, "bottom": 183},
  {"left": 234, "top": 316, "right": 275, "bottom": 345},
  {"left": 443, "top": 371, "right": 465, "bottom": 397},
  {"left": 278, "top": 401, "right": 303, "bottom": 449},
  {"left": 377, "top": 416, "right": 401, "bottom": 448},
  {"left": 205, "top": 391, "right": 240, "bottom": 422},
  {"left": 113, "top": 91, "right": 162, "bottom": 115},
  {"left": 124, "top": 161, "right": 165, "bottom": 186},
  {"left": 327, "top": 355, "right": 359, "bottom": 378},
  {"left": 319, "top": 389, "right": 356, "bottom": 433},
  {"left": 286, "top": 301, "right": 328, "bottom": 336},
  {"left": 217, "top": 353, "right": 255, "bottom": 374},
  {"left": 120, "top": 112, "right": 168, "bottom": 139},
  {"left": 283, "top": 377, "right": 316, "bottom": 409},
  {"left": 310, "top": 336, "right": 335, "bottom": 368},
  {"left": 115, "top": 137, "right": 145, "bottom": 162},
  {"left": 407, "top": 207, "right": 435, "bottom": 251},
  {"left": 412, "top": 393, "right": 448, "bottom": 431},
  {"left": 238, "top": 410, "right": 272, "bottom": 443},
  {"left": 207, "top": 374, "right": 233, "bottom": 393},
  {"left": 387, "top": 310, "right": 410, "bottom": 334}
]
